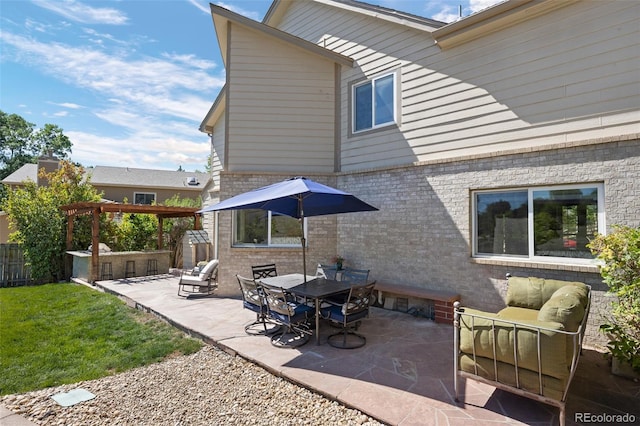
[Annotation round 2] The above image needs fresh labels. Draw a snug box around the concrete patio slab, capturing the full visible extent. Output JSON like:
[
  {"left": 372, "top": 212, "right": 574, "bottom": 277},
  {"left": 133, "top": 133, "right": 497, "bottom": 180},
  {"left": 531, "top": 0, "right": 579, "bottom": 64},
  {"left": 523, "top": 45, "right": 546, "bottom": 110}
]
[{"left": 89, "top": 275, "right": 640, "bottom": 426}]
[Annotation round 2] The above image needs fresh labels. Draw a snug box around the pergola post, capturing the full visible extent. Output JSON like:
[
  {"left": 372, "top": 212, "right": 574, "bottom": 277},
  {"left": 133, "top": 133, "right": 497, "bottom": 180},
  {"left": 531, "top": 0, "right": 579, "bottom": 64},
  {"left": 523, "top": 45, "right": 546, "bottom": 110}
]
[
  {"left": 65, "top": 212, "right": 74, "bottom": 279},
  {"left": 158, "top": 216, "right": 164, "bottom": 250},
  {"left": 91, "top": 207, "right": 100, "bottom": 283}
]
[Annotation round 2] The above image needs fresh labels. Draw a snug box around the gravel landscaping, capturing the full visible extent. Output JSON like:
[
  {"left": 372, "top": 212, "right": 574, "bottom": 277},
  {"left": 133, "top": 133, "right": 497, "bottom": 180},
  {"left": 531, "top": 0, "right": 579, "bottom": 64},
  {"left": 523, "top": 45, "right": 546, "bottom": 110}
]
[{"left": 2, "top": 345, "right": 384, "bottom": 425}]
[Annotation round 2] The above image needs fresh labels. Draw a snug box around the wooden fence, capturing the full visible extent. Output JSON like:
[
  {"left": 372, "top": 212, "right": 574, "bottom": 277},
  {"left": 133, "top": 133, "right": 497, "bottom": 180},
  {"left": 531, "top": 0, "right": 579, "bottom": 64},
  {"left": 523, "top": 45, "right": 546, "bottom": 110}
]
[{"left": 0, "top": 243, "right": 32, "bottom": 287}]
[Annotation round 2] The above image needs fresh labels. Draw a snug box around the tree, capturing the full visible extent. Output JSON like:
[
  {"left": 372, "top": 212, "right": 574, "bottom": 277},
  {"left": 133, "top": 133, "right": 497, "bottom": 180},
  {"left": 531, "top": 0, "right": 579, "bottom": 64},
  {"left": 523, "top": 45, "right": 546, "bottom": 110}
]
[
  {"left": 32, "top": 123, "right": 72, "bottom": 159},
  {"left": 0, "top": 110, "right": 72, "bottom": 180},
  {"left": 2, "top": 161, "right": 101, "bottom": 282},
  {"left": 0, "top": 111, "right": 35, "bottom": 180},
  {"left": 162, "top": 194, "right": 201, "bottom": 267}
]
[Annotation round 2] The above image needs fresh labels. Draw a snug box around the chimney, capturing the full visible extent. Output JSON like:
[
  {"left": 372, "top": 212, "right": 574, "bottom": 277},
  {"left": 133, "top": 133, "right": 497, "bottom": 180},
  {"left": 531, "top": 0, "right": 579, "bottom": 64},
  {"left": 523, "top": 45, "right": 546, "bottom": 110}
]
[{"left": 37, "top": 151, "right": 60, "bottom": 187}]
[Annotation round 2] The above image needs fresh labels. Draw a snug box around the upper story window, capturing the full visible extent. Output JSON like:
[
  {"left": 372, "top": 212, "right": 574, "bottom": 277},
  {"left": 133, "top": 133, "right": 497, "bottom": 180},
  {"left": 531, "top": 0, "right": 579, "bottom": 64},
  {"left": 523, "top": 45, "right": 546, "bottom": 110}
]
[
  {"left": 233, "top": 209, "right": 305, "bottom": 247},
  {"left": 352, "top": 72, "right": 396, "bottom": 133},
  {"left": 473, "top": 184, "right": 605, "bottom": 262},
  {"left": 134, "top": 192, "right": 156, "bottom": 205}
]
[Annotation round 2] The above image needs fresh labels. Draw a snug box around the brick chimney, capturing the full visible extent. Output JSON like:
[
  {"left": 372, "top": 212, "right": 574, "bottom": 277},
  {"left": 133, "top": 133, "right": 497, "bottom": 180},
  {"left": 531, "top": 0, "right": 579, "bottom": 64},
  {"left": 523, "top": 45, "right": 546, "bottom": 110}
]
[{"left": 36, "top": 151, "right": 60, "bottom": 187}]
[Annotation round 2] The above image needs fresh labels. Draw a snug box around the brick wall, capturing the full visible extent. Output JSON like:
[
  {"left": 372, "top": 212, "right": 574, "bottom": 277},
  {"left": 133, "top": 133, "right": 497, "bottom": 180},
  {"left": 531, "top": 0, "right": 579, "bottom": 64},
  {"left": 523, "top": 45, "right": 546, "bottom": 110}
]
[
  {"left": 337, "top": 139, "right": 640, "bottom": 347},
  {"left": 203, "top": 139, "right": 639, "bottom": 347}
]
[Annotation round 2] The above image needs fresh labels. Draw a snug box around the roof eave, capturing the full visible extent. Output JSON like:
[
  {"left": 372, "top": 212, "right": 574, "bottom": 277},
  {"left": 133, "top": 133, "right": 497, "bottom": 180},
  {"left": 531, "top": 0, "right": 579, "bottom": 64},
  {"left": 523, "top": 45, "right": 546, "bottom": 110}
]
[
  {"left": 264, "top": 0, "right": 445, "bottom": 32},
  {"left": 432, "top": 0, "right": 580, "bottom": 50},
  {"left": 210, "top": 3, "right": 354, "bottom": 68},
  {"left": 199, "top": 87, "right": 226, "bottom": 134}
]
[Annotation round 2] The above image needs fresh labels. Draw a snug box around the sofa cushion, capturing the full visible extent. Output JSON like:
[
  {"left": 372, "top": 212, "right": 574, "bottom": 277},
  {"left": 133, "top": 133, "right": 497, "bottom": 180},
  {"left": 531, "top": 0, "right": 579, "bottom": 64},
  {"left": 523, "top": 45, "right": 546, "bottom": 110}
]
[
  {"left": 506, "top": 277, "right": 587, "bottom": 309},
  {"left": 459, "top": 308, "right": 569, "bottom": 380},
  {"left": 459, "top": 354, "right": 567, "bottom": 401},
  {"left": 198, "top": 259, "right": 219, "bottom": 280},
  {"left": 537, "top": 285, "right": 587, "bottom": 332},
  {"left": 498, "top": 306, "right": 539, "bottom": 322},
  {"left": 506, "top": 277, "right": 546, "bottom": 309}
]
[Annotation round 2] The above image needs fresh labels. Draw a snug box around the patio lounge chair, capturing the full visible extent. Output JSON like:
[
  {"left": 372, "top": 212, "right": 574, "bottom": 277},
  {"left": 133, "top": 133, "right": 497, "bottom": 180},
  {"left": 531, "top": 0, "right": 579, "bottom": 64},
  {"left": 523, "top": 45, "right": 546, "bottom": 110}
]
[
  {"left": 177, "top": 259, "right": 218, "bottom": 297},
  {"left": 454, "top": 276, "right": 591, "bottom": 426}
]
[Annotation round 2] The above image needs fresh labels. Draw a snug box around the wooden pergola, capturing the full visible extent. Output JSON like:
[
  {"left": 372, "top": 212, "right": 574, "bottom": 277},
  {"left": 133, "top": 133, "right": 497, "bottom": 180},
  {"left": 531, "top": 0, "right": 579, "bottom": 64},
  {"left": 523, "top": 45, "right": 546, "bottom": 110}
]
[{"left": 60, "top": 202, "right": 202, "bottom": 282}]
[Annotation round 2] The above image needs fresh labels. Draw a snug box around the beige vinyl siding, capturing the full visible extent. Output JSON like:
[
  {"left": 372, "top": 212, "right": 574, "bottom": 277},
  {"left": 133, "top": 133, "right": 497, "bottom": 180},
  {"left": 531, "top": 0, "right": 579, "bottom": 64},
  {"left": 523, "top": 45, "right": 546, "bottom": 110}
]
[
  {"left": 210, "top": 114, "right": 225, "bottom": 189},
  {"left": 225, "top": 22, "right": 336, "bottom": 173},
  {"left": 276, "top": 1, "right": 640, "bottom": 172}
]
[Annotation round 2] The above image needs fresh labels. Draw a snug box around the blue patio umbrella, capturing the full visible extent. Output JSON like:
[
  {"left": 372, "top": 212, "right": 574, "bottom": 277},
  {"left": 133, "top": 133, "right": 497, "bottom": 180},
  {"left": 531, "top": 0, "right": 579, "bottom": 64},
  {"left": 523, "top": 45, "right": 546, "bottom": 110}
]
[{"left": 198, "top": 177, "right": 378, "bottom": 280}]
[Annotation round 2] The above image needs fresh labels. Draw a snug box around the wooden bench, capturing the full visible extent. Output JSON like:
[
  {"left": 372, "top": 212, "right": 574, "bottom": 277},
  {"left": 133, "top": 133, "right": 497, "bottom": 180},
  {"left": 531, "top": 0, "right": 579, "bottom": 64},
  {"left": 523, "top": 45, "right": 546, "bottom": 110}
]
[{"left": 374, "top": 282, "right": 461, "bottom": 324}]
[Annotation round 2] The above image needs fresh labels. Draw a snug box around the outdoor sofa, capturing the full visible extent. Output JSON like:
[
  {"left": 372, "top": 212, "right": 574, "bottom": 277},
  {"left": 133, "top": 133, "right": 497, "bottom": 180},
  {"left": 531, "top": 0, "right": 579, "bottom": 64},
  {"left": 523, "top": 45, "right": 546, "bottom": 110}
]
[{"left": 454, "top": 276, "right": 591, "bottom": 426}]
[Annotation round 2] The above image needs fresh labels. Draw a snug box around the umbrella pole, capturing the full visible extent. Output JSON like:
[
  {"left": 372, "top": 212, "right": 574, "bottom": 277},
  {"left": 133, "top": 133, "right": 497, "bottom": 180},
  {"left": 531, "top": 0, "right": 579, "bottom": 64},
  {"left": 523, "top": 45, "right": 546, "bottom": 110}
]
[
  {"left": 301, "top": 216, "right": 307, "bottom": 283},
  {"left": 299, "top": 197, "right": 307, "bottom": 282}
]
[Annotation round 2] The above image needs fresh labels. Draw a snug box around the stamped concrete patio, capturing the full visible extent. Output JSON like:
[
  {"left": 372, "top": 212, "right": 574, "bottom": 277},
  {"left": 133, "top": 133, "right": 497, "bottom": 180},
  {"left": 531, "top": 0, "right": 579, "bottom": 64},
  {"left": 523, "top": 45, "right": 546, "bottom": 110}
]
[{"left": 90, "top": 275, "right": 639, "bottom": 425}]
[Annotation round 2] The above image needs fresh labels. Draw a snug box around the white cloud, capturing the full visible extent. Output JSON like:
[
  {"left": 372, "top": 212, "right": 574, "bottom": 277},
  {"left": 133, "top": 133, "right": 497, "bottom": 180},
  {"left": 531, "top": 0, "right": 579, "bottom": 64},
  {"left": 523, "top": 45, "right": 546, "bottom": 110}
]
[
  {"left": 50, "top": 102, "right": 83, "bottom": 109},
  {"left": 214, "top": 2, "right": 262, "bottom": 21},
  {"left": 162, "top": 52, "right": 216, "bottom": 70},
  {"left": 1, "top": 28, "right": 218, "bottom": 170},
  {"left": 432, "top": 6, "right": 460, "bottom": 23},
  {"left": 81, "top": 28, "right": 128, "bottom": 46},
  {"left": 67, "top": 129, "right": 209, "bottom": 170},
  {"left": 187, "top": 0, "right": 211, "bottom": 15},
  {"left": 469, "top": 0, "right": 503, "bottom": 14},
  {"left": 0, "top": 32, "right": 223, "bottom": 122},
  {"left": 33, "top": 0, "right": 129, "bottom": 25}
]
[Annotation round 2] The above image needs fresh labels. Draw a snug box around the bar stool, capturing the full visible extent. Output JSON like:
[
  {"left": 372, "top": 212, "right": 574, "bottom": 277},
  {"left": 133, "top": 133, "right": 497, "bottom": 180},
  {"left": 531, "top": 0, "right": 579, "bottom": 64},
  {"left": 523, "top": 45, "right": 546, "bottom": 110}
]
[
  {"left": 125, "top": 260, "right": 136, "bottom": 278},
  {"left": 100, "top": 262, "right": 113, "bottom": 280},
  {"left": 146, "top": 259, "right": 158, "bottom": 276}
]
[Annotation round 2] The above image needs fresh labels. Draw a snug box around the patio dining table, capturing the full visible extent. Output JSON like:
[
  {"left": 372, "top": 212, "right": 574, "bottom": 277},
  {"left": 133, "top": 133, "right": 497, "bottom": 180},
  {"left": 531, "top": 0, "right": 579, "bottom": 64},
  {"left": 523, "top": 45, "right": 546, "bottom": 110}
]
[{"left": 260, "top": 274, "right": 354, "bottom": 345}]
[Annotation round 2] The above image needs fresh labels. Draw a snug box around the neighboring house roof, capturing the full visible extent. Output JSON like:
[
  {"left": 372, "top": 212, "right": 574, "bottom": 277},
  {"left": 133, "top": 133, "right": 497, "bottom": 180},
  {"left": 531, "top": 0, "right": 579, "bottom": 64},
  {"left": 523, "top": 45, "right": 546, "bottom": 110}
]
[
  {"left": 86, "top": 166, "right": 209, "bottom": 190},
  {"left": 2, "top": 164, "right": 210, "bottom": 191},
  {"left": 2, "top": 164, "right": 38, "bottom": 184}
]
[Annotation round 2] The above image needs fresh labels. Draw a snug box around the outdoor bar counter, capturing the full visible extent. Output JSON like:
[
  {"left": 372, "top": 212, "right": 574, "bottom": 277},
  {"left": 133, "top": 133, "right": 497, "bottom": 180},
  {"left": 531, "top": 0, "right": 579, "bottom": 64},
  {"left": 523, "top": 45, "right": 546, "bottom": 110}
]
[{"left": 67, "top": 250, "right": 171, "bottom": 282}]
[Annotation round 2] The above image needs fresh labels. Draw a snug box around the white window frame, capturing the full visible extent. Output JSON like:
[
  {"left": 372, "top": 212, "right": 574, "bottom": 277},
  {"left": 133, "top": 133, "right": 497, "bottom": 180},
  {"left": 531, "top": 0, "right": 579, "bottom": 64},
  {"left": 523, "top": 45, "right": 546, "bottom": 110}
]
[
  {"left": 232, "top": 210, "right": 307, "bottom": 248},
  {"left": 472, "top": 183, "right": 605, "bottom": 264},
  {"left": 133, "top": 192, "right": 156, "bottom": 205},
  {"left": 351, "top": 71, "right": 397, "bottom": 134}
]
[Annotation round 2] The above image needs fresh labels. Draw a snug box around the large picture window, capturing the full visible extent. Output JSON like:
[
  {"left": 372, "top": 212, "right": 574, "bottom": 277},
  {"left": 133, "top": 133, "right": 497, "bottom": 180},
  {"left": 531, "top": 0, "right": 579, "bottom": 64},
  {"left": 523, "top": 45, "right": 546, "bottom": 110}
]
[
  {"left": 353, "top": 72, "right": 396, "bottom": 133},
  {"left": 233, "top": 209, "right": 305, "bottom": 247},
  {"left": 473, "top": 184, "right": 604, "bottom": 261}
]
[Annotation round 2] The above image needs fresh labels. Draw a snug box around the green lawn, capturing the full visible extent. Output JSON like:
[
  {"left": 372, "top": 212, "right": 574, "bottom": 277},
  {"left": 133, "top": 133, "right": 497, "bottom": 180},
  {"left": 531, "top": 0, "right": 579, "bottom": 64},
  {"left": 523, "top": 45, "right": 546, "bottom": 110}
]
[{"left": 0, "top": 283, "right": 203, "bottom": 395}]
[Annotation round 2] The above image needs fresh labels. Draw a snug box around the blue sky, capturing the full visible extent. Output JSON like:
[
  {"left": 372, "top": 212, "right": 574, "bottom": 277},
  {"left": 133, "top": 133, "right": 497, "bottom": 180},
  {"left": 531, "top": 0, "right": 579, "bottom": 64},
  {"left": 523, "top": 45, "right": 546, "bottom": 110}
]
[{"left": 1, "top": 0, "right": 499, "bottom": 171}]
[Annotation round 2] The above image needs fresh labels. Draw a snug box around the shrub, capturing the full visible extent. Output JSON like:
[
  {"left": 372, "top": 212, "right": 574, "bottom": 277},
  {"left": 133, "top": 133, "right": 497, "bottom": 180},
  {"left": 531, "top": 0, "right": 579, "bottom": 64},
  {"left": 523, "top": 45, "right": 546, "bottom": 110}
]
[{"left": 588, "top": 225, "right": 640, "bottom": 373}]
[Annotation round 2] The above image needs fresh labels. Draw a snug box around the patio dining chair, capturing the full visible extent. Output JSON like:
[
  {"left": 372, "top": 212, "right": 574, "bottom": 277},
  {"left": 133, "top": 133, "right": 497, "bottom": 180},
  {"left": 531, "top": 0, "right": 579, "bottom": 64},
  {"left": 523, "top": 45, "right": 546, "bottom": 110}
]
[
  {"left": 316, "top": 263, "right": 338, "bottom": 281},
  {"left": 341, "top": 268, "right": 370, "bottom": 283},
  {"left": 262, "top": 284, "right": 314, "bottom": 348},
  {"left": 321, "top": 282, "right": 376, "bottom": 349},
  {"left": 324, "top": 267, "right": 371, "bottom": 306},
  {"left": 236, "top": 275, "right": 280, "bottom": 336},
  {"left": 252, "top": 263, "right": 278, "bottom": 280}
]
